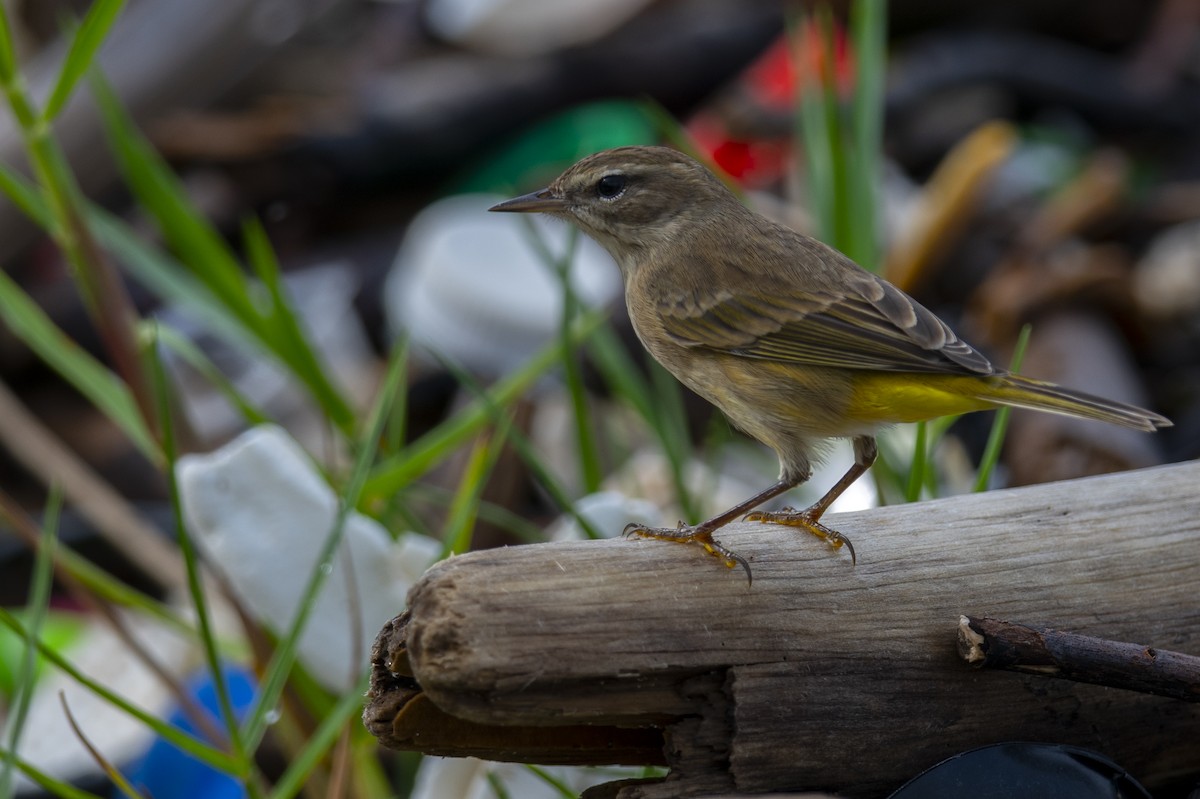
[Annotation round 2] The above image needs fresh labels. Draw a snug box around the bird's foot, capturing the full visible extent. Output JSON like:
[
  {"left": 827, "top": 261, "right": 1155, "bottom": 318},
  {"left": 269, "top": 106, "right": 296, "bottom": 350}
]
[
  {"left": 741, "top": 506, "right": 857, "bottom": 565},
  {"left": 623, "top": 521, "right": 752, "bottom": 583}
]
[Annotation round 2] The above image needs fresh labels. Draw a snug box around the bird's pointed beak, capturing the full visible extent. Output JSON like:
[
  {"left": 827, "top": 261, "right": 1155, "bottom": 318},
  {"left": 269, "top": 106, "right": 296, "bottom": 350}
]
[{"left": 489, "top": 188, "right": 564, "bottom": 213}]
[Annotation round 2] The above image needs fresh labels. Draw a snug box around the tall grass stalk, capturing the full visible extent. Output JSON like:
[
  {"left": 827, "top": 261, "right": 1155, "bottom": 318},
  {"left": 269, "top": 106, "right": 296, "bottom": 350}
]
[
  {"left": 148, "top": 322, "right": 257, "bottom": 786},
  {"left": 518, "top": 219, "right": 606, "bottom": 494},
  {"left": 435, "top": 354, "right": 604, "bottom": 541},
  {"left": 0, "top": 0, "right": 152, "bottom": 423},
  {"left": 241, "top": 343, "right": 409, "bottom": 754},
  {"left": 0, "top": 489, "right": 61, "bottom": 797}
]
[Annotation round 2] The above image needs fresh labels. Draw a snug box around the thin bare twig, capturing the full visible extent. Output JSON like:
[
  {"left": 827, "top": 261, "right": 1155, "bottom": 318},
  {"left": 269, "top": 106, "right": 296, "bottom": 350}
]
[
  {"left": 958, "top": 615, "right": 1200, "bottom": 702},
  {"left": 59, "top": 691, "right": 150, "bottom": 799}
]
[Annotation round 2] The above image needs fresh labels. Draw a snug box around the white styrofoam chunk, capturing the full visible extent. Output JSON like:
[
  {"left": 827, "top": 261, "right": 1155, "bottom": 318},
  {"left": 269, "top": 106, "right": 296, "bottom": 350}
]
[
  {"left": 177, "top": 425, "right": 440, "bottom": 691},
  {"left": 385, "top": 194, "right": 621, "bottom": 376}
]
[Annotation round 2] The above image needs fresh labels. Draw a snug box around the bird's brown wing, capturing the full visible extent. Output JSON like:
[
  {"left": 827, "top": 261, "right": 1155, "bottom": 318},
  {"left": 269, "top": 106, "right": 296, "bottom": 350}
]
[{"left": 658, "top": 270, "right": 995, "bottom": 376}]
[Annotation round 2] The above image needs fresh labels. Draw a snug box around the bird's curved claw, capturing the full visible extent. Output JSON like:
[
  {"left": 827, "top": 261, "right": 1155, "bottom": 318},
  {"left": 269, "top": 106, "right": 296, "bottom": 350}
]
[
  {"left": 742, "top": 508, "right": 856, "bottom": 566},
  {"left": 622, "top": 523, "right": 753, "bottom": 585}
]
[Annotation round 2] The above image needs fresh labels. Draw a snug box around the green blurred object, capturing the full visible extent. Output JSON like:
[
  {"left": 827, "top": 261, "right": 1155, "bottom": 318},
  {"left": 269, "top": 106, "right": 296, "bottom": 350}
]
[
  {"left": 455, "top": 101, "right": 658, "bottom": 194},
  {"left": 0, "top": 610, "right": 85, "bottom": 698}
]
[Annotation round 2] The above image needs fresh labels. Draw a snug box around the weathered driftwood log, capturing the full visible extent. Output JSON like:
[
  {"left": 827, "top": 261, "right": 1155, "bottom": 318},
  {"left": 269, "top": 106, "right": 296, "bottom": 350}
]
[{"left": 365, "top": 462, "right": 1200, "bottom": 798}]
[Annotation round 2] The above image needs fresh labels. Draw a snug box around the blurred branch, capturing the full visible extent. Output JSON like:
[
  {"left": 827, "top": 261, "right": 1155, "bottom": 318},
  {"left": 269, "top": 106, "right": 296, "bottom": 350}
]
[{"left": 0, "top": 378, "right": 182, "bottom": 590}]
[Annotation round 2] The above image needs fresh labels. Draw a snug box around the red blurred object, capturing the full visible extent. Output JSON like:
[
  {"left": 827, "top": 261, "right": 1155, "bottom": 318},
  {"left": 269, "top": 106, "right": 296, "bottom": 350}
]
[{"left": 687, "top": 25, "right": 854, "bottom": 189}]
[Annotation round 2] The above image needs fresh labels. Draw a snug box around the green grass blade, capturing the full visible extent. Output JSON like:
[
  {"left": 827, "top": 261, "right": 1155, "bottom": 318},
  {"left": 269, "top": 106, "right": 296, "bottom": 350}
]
[
  {"left": 0, "top": 268, "right": 160, "bottom": 462},
  {"left": 96, "top": 79, "right": 356, "bottom": 434},
  {"left": 241, "top": 218, "right": 356, "bottom": 430},
  {"left": 0, "top": 489, "right": 61, "bottom": 798},
  {"left": 869, "top": 433, "right": 907, "bottom": 506},
  {"left": 646, "top": 361, "right": 701, "bottom": 523},
  {"left": 814, "top": 7, "right": 852, "bottom": 252},
  {"left": 557, "top": 239, "right": 604, "bottom": 494},
  {"left": 441, "top": 433, "right": 503, "bottom": 557},
  {"left": 848, "top": 0, "right": 886, "bottom": 270},
  {"left": 975, "top": 324, "right": 1033, "bottom": 492},
  {"left": 0, "top": 3, "right": 17, "bottom": 83},
  {"left": 517, "top": 219, "right": 603, "bottom": 493},
  {"left": 436, "top": 354, "right": 604, "bottom": 541},
  {"left": 524, "top": 765, "right": 577, "bottom": 799},
  {"left": 94, "top": 79, "right": 258, "bottom": 324},
  {"left": 363, "top": 310, "right": 606, "bottom": 502},
  {"left": 242, "top": 342, "right": 409, "bottom": 751},
  {"left": 151, "top": 321, "right": 273, "bottom": 428},
  {"left": 922, "top": 414, "right": 960, "bottom": 497},
  {"left": 486, "top": 771, "right": 514, "bottom": 799},
  {"left": 587, "top": 325, "right": 697, "bottom": 523},
  {"left": 585, "top": 323, "right": 654, "bottom": 421},
  {"left": 267, "top": 675, "right": 369, "bottom": 799},
  {"left": 147, "top": 322, "right": 252, "bottom": 774},
  {"left": 0, "top": 161, "right": 54, "bottom": 227},
  {"left": 402, "top": 484, "right": 544, "bottom": 543},
  {"left": 638, "top": 98, "right": 744, "bottom": 197},
  {"left": 42, "top": 0, "right": 126, "bottom": 122},
  {"left": 904, "top": 422, "right": 927, "bottom": 503},
  {"left": 59, "top": 690, "right": 150, "bottom": 799},
  {"left": 1, "top": 102, "right": 345, "bottom": 434},
  {"left": 51, "top": 542, "right": 192, "bottom": 634},
  {"left": 384, "top": 337, "right": 410, "bottom": 454},
  {"left": 0, "top": 747, "right": 106, "bottom": 799},
  {"left": 0, "top": 608, "right": 240, "bottom": 774},
  {"left": 795, "top": 15, "right": 835, "bottom": 243},
  {"left": 89, "top": 209, "right": 259, "bottom": 348}
]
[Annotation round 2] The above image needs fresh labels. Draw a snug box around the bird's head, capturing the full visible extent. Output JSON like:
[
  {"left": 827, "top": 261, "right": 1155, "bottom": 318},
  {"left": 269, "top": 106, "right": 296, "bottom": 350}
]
[{"left": 490, "top": 145, "right": 739, "bottom": 266}]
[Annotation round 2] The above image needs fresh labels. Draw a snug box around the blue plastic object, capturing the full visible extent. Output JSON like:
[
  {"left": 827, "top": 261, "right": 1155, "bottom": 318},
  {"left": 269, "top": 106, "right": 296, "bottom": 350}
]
[{"left": 117, "top": 666, "right": 256, "bottom": 799}]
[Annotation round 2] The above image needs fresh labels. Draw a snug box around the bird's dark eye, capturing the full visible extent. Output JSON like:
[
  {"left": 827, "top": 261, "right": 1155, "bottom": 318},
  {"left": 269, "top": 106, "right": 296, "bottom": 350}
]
[{"left": 596, "top": 174, "right": 626, "bottom": 200}]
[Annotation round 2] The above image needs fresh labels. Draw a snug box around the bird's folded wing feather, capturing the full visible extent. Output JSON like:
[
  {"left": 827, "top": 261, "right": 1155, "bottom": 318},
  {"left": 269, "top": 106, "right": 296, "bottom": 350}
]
[{"left": 658, "top": 271, "right": 995, "bottom": 376}]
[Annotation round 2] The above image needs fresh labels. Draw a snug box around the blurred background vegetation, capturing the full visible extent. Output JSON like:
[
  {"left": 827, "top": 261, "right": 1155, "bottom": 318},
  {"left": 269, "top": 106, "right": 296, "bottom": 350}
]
[{"left": 0, "top": 0, "right": 1196, "bottom": 797}]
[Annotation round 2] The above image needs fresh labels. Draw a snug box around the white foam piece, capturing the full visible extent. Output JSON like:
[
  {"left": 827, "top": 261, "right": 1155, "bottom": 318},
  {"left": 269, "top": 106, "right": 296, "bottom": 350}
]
[{"left": 177, "top": 425, "right": 441, "bottom": 691}]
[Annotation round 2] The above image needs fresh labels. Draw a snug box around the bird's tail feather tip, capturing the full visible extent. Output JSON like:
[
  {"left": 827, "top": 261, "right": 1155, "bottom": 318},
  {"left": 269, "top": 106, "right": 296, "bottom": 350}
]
[{"left": 991, "top": 374, "right": 1171, "bottom": 432}]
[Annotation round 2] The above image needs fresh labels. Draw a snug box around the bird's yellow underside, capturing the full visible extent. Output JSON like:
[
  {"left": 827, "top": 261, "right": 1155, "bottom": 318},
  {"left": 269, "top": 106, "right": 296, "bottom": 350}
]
[{"left": 846, "top": 373, "right": 996, "bottom": 425}]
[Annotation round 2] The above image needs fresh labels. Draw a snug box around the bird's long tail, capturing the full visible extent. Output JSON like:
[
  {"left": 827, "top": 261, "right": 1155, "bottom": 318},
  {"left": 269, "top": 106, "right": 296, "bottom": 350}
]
[{"left": 981, "top": 374, "right": 1171, "bottom": 432}]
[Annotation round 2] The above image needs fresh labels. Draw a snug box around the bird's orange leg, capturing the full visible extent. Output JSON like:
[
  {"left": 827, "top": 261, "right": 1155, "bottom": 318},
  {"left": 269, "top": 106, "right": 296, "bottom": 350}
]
[
  {"left": 623, "top": 478, "right": 798, "bottom": 584},
  {"left": 743, "top": 435, "right": 877, "bottom": 565}
]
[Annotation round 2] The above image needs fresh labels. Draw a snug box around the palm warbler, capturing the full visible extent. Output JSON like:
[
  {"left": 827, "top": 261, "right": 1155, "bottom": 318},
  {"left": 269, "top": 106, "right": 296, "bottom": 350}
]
[{"left": 491, "top": 145, "right": 1170, "bottom": 580}]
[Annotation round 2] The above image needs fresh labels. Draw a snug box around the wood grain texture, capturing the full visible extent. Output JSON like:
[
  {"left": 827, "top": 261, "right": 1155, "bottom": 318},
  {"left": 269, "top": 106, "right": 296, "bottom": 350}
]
[{"left": 381, "top": 462, "right": 1200, "bottom": 797}]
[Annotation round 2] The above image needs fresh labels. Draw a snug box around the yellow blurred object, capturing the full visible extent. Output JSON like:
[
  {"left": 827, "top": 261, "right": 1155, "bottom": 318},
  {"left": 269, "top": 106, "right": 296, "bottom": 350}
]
[{"left": 885, "top": 120, "right": 1017, "bottom": 292}]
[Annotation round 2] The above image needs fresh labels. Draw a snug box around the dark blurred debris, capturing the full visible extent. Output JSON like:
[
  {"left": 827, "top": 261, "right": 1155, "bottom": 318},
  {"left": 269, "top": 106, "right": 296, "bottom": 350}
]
[
  {"left": 968, "top": 150, "right": 1133, "bottom": 347},
  {"left": 158, "top": 261, "right": 376, "bottom": 447},
  {"left": 1126, "top": 0, "right": 1200, "bottom": 94},
  {"left": 886, "top": 30, "right": 1200, "bottom": 172},
  {"left": 290, "top": 0, "right": 783, "bottom": 187},
  {"left": 0, "top": 0, "right": 356, "bottom": 265},
  {"left": 960, "top": 145, "right": 1171, "bottom": 484},
  {"left": 1005, "top": 312, "right": 1163, "bottom": 486}
]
